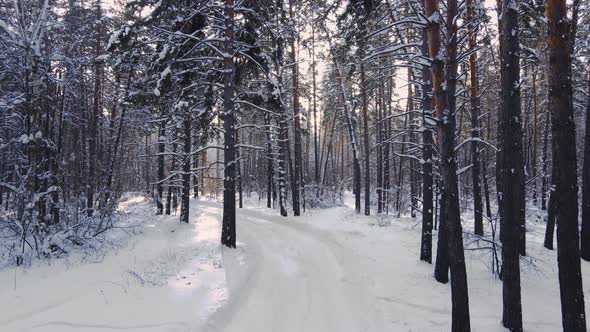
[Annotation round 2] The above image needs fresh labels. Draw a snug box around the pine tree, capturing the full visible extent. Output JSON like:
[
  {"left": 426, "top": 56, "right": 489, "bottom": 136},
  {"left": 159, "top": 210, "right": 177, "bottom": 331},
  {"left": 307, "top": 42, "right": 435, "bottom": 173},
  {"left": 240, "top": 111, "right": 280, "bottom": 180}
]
[
  {"left": 547, "top": 0, "right": 587, "bottom": 329},
  {"left": 499, "top": 0, "right": 523, "bottom": 329},
  {"left": 221, "top": 0, "right": 237, "bottom": 247},
  {"left": 426, "top": 0, "right": 471, "bottom": 329}
]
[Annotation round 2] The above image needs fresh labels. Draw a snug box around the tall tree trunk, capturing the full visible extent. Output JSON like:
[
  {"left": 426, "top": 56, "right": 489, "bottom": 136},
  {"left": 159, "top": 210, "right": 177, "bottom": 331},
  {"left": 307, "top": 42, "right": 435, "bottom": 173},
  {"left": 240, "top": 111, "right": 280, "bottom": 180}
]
[
  {"left": 265, "top": 113, "right": 273, "bottom": 209},
  {"left": 541, "top": 106, "right": 550, "bottom": 211},
  {"left": 360, "top": 63, "right": 371, "bottom": 216},
  {"left": 384, "top": 76, "right": 392, "bottom": 214},
  {"left": 278, "top": 106, "right": 291, "bottom": 217},
  {"left": 377, "top": 86, "right": 383, "bottom": 214},
  {"left": 321, "top": 111, "right": 338, "bottom": 191},
  {"left": 426, "top": 0, "right": 471, "bottom": 329},
  {"left": 193, "top": 135, "right": 200, "bottom": 199},
  {"left": 407, "top": 69, "right": 418, "bottom": 218},
  {"left": 427, "top": 23, "right": 448, "bottom": 281},
  {"left": 166, "top": 131, "right": 177, "bottom": 215},
  {"left": 467, "top": 0, "right": 483, "bottom": 236},
  {"left": 105, "top": 67, "right": 133, "bottom": 206},
  {"left": 531, "top": 71, "right": 539, "bottom": 206},
  {"left": 87, "top": 1, "right": 102, "bottom": 217},
  {"left": 322, "top": 27, "right": 362, "bottom": 212},
  {"left": 236, "top": 133, "right": 243, "bottom": 209},
  {"left": 581, "top": 69, "right": 590, "bottom": 261},
  {"left": 495, "top": 0, "right": 505, "bottom": 240},
  {"left": 483, "top": 115, "right": 493, "bottom": 219},
  {"left": 547, "top": 1, "right": 587, "bottom": 329},
  {"left": 326, "top": 37, "right": 361, "bottom": 213},
  {"left": 500, "top": 0, "right": 523, "bottom": 329},
  {"left": 180, "top": 115, "right": 191, "bottom": 224},
  {"left": 420, "top": 28, "right": 434, "bottom": 264},
  {"left": 544, "top": 164, "right": 557, "bottom": 250},
  {"left": 156, "top": 118, "right": 166, "bottom": 215},
  {"left": 221, "top": 0, "right": 237, "bottom": 247},
  {"left": 395, "top": 114, "right": 408, "bottom": 216},
  {"left": 311, "top": 25, "right": 320, "bottom": 197},
  {"left": 144, "top": 135, "right": 150, "bottom": 194},
  {"left": 289, "top": 0, "right": 302, "bottom": 216}
]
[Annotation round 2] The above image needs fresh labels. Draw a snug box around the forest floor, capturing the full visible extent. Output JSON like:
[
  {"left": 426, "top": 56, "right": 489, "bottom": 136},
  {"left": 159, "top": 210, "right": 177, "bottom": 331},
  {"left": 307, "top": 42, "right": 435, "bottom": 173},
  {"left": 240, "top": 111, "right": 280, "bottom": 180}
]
[{"left": 1, "top": 193, "right": 589, "bottom": 331}]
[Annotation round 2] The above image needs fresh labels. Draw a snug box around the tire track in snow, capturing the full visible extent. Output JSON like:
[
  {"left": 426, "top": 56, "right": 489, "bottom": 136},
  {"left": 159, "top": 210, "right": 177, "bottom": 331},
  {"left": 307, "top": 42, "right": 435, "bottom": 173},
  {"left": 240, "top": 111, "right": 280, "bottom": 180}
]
[{"left": 203, "top": 204, "right": 384, "bottom": 332}]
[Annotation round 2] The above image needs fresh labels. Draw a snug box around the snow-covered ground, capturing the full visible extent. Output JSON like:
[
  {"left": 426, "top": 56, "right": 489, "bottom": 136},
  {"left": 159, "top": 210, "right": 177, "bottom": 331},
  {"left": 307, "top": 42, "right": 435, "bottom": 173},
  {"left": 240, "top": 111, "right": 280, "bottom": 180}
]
[
  {"left": 0, "top": 195, "right": 228, "bottom": 332},
  {"left": 1, "top": 193, "right": 589, "bottom": 331}
]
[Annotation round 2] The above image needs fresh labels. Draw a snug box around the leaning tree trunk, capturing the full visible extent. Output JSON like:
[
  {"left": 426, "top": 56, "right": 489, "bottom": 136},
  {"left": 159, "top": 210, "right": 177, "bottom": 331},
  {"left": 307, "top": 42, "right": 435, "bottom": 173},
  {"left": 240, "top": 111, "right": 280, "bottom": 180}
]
[
  {"left": 426, "top": 0, "right": 471, "bottom": 329},
  {"left": 321, "top": 110, "right": 338, "bottom": 192},
  {"left": 221, "top": 0, "right": 237, "bottom": 247},
  {"left": 444, "top": 0, "right": 471, "bottom": 327},
  {"left": 500, "top": 0, "right": 523, "bottom": 329},
  {"left": 330, "top": 60, "right": 361, "bottom": 213},
  {"left": 322, "top": 27, "right": 362, "bottom": 213},
  {"left": 311, "top": 26, "right": 320, "bottom": 197},
  {"left": 547, "top": 1, "right": 587, "bottom": 329}
]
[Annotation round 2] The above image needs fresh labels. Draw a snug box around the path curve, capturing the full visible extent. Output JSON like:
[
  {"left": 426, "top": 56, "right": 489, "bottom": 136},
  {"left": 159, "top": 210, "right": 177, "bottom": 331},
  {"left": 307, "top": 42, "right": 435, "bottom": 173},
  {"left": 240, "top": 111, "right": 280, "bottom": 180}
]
[{"left": 204, "top": 204, "right": 384, "bottom": 332}]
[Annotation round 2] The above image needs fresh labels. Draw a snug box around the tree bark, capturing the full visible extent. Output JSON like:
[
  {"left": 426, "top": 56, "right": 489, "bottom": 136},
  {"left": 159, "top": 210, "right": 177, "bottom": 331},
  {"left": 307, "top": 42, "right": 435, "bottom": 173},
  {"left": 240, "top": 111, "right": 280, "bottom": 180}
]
[
  {"left": 265, "top": 113, "right": 274, "bottom": 209},
  {"left": 289, "top": 0, "right": 302, "bottom": 216},
  {"left": 87, "top": 1, "right": 102, "bottom": 217},
  {"left": 311, "top": 24, "right": 320, "bottom": 197},
  {"left": 420, "top": 28, "right": 434, "bottom": 264},
  {"left": 547, "top": 1, "right": 587, "bottom": 329},
  {"left": 407, "top": 69, "right": 418, "bottom": 218},
  {"left": 500, "top": 0, "right": 523, "bottom": 329},
  {"left": 426, "top": 0, "right": 471, "bottom": 328},
  {"left": 541, "top": 106, "right": 550, "bottom": 211},
  {"left": 495, "top": 0, "right": 505, "bottom": 241},
  {"left": 360, "top": 63, "right": 371, "bottom": 215},
  {"left": 466, "top": 0, "right": 483, "bottom": 236},
  {"left": 166, "top": 131, "right": 177, "bottom": 215},
  {"left": 326, "top": 41, "right": 361, "bottom": 213},
  {"left": 580, "top": 69, "right": 590, "bottom": 261},
  {"left": 156, "top": 118, "right": 166, "bottom": 215},
  {"left": 544, "top": 166, "right": 557, "bottom": 250},
  {"left": 180, "top": 115, "right": 191, "bottom": 224},
  {"left": 531, "top": 71, "right": 539, "bottom": 206},
  {"left": 236, "top": 133, "right": 243, "bottom": 209},
  {"left": 377, "top": 86, "right": 383, "bottom": 214},
  {"left": 221, "top": 0, "right": 237, "bottom": 247}
]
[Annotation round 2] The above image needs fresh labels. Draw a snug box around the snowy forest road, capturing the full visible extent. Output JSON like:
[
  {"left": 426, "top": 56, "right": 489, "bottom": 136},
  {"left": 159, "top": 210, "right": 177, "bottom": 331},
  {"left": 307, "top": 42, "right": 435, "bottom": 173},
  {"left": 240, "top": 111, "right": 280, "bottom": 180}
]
[
  {"left": 0, "top": 196, "right": 578, "bottom": 332},
  {"left": 204, "top": 202, "right": 385, "bottom": 332},
  {"left": 206, "top": 198, "right": 575, "bottom": 332}
]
